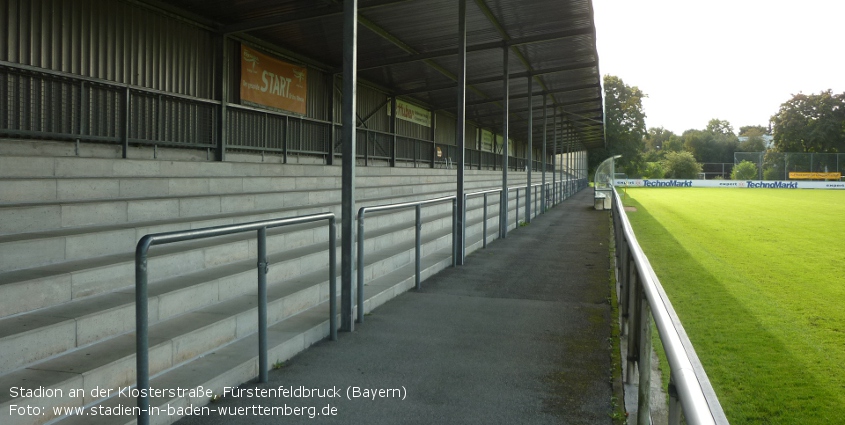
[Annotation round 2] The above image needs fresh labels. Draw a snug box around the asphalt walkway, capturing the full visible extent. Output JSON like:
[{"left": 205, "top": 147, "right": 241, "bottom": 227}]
[{"left": 177, "top": 189, "right": 615, "bottom": 424}]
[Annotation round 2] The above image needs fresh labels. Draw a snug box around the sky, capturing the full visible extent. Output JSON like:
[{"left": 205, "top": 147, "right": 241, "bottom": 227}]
[{"left": 592, "top": 0, "right": 845, "bottom": 135}]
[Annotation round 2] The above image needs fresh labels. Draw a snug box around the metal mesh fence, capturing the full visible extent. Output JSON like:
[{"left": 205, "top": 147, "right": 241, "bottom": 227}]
[
  {"left": 2, "top": 63, "right": 547, "bottom": 168},
  {"left": 701, "top": 163, "right": 733, "bottom": 179},
  {"left": 735, "top": 152, "right": 845, "bottom": 180},
  {"left": 1, "top": 67, "right": 81, "bottom": 139}
]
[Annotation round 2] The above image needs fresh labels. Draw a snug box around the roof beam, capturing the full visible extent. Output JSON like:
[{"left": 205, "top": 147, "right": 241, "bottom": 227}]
[
  {"left": 357, "top": 27, "right": 594, "bottom": 71},
  {"left": 468, "top": 98, "right": 601, "bottom": 120},
  {"left": 457, "top": 83, "right": 599, "bottom": 107},
  {"left": 392, "top": 61, "right": 597, "bottom": 96},
  {"left": 223, "top": 0, "right": 409, "bottom": 34},
  {"left": 474, "top": 0, "right": 601, "bottom": 137}
]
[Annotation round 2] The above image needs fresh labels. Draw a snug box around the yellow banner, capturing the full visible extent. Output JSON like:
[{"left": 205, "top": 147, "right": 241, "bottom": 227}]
[
  {"left": 789, "top": 172, "right": 841, "bottom": 180},
  {"left": 240, "top": 46, "right": 307, "bottom": 115}
]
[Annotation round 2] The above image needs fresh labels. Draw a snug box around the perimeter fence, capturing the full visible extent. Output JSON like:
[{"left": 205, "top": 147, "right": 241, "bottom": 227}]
[{"left": 734, "top": 152, "right": 845, "bottom": 180}]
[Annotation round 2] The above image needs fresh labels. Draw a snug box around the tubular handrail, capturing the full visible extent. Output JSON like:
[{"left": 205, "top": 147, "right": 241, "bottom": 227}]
[
  {"left": 356, "top": 196, "right": 458, "bottom": 323},
  {"left": 611, "top": 188, "right": 728, "bottom": 425},
  {"left": 134, "top": 212, "right": 337, "bottom": 425},
  {"left": 465, "top": 188, "right": 505, "bottom": 250},
  {"left": 356, "top": 180, "right": 580, "bottom": 323}
]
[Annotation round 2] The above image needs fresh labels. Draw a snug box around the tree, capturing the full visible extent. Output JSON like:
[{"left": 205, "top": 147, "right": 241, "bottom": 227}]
[
  {"left": 643, "top": 127, "right": 677, "bottom": 162},
  {"left": 662, "top": 135, "right": 685, "bottom": 152},
  {"left": 737, "top": 125, "right": 768, "bottom": 153},
  {"left": 604, "top": 75, "right": 647, "bottom": 176},
  {"left": 645, "top": 127, "right": 675, "bottom": 151},
  {"left": 770, "top": 90, "right": 845, "bottom": 153},
  {"left": 739, "top": 125, "right": 768, "bottom": 137},
  {"left": 682, "top": 119, "right": 740, "bottom": 164},
  {"left": 641, "top": 162, "right": 665, "bottom": 179},
  {"left": 738, "top": 136, "right": 766, "bottom": 152},
  {"left": 731, "top": 160, "right": 758, "bottom": 180},
  {"left": 662, "top": 151, "right": 702, "bottom": 179},
  {"left": 706, "top": 118, "right": 735, "bottom": 136}
]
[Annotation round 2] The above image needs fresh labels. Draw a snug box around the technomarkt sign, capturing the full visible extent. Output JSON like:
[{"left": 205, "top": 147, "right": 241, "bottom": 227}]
[
  {"left": 240, "top": 46, "right": 308, "bottom": 115},
  {"left": 614, "top": 179, "right": 845, "bottom": 189}
]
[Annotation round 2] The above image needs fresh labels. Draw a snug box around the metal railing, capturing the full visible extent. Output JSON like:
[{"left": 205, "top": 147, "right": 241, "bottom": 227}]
[
  {"left": 356, "top": 196, "right": 458, "bottom": 323},
  {"left": 465, "top": 188, "right": 503, "bottom": 249},
  {"left": 355, "top": 178, "right": 588, "bottom": 324},
  {"left": 611, "top": 188, "right": 728, "bottom": 425},
  {"left": 2, "top": 62, "right": 573, "bottom": 169},
  {"left": 134, "top": 212, "right": 337, "bottom": 425}
]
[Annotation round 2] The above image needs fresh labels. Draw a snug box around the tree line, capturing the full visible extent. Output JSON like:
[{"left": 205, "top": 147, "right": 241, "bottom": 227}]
[{"left": 591, "top": 75, "right": 845, "bottom": 179}]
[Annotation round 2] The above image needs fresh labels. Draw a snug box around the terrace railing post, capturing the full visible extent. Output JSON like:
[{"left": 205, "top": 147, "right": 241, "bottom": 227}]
[
  {"left": 79, "top": 81, "right": 88, "bottom": 142},
  {"left": 365, "top": 129, "right": 370, "bottom": 166},
  {"left": 626, "top": 271, "right": 641, "bottom": 384},
  {"left": 123, "top": 87, "right": 130, "bottom": 159},
  {"left": 637, "top": 296, "right": 653, "bottom": 425},
  {"left": 625, "top": 252, "right": 637, "bottom": 335},
  {"left": 257, "top": 227, "right": 269, "bottom": 383},
  {"left": 329, "top": 219, "right": 337, "bottom": 341},
  {"left": 668, "top": 374, "right": 682, "bottom": 425},
  {"left": 462, "top": 193, "right": 468, "bottom": 261},
  {"left": 284, "top": 116, "right": 290, "bottom": 164},
  {"left": 356, "top": 210, "right": 365, "bottom": 324},
  {"left": 452, "top": 198, "right": 458, "bottom": 267},
  {"left": 135, "top": 238, "right": 151, "bottom": 425},
  {"left": 415, "top": 204, "right": 422, "bottom": 290},
  {"left": 482, "top": 193, "right": 488, "bottom": 249}
]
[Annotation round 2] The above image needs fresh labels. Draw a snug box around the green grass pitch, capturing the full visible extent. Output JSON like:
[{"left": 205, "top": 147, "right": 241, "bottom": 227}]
[{"left": 622, "top": 188, "right": 845, "bottom": 424}]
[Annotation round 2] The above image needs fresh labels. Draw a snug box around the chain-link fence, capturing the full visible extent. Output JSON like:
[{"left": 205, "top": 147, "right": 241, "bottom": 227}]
[
  {"left": 734, "top": 152, "right": 845, "bottom": 180},
  {"left": 701, "top": 163, "right": 733, "bottom": 179}
]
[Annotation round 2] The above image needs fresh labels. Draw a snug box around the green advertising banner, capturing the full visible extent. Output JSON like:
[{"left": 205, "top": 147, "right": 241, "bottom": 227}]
[{"left": 389, "top": 99, "right": 431, "bottom": 127}]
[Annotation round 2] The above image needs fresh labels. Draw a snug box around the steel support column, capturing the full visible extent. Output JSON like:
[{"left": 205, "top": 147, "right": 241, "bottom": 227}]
[
  {"left": 340, "top": 0, "right": 358, "bottom": 332},
  {"left": 430, "top": 112, "right": 436, "bottom": 168},
  {"left": 455, "top": 0, "right": 467, "bottom": 265},
  {"left": 525, "top": 75, "right": 532, "bottom": 223},
  {"left": 390, "top": 96, "right": 397, "bottom": 167},
  {"left": 552, "top": 107, "right": 558, "bottom": 204},
  {"left": 500, "top": 46, "right": 509, "bottom": 239},
  {"left": 328, "top": 74, "right": 336, "bottom": 165},
  {"left": 541, "top": 95, "right": 547, "bottom": 214}
]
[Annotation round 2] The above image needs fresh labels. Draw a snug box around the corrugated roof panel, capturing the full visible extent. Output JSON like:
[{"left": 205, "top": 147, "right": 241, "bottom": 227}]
[{"left": 155, "top": 0, "right": 606, "bottom": 150}]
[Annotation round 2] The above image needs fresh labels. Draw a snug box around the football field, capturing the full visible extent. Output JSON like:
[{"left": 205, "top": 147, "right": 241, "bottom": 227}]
[{"left": 622, "top": 188, "right": 845, "bottom": 424}]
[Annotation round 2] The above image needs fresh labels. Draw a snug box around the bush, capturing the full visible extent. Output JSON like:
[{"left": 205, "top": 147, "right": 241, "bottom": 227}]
[
  {"left": 763, "top": 167, "right": 783, "bottom": 180},
  {"left": 641, "top": 162, "right": 665, "bottom": 179},
  {"left": 731, "top": 160, "right": 759, "bottom": 180},
  {"left": 661, "top": 151, "right": 702, "bottom": 179}
]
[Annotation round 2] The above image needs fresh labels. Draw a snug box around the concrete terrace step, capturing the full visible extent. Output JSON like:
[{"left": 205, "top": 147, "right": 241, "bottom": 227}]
[
  {"left": 0, "top": 177, "right": 518, "bottom": 235},
  {"left": 0, "top": 155, "right": 520, "bottom": 180},
  {"left": 50, "top": 247, "right": 457, "bottom": 425},
  {"left": 0, "top": 171, "right": 520, "bottom": 234},
  {"left": 0, "top": 205, "right": 466, "bottom": 376},
  {"left": 0, "top": 173, "right": 513, "bottom": 205},
  {"left": 0, "top": 155, "right": 514, "bottom": 184},
  {"left": 0, "top": 179, "right": 514, "bottom": 272},
  {"left": 0, "top": 188, "right": 533, "bottom": 318},
  {"left": 0, "top": 153, "right": 548, "bottom": 425},
  {"left": 1, "top": 233, "right": 459, "bottom": 425}
]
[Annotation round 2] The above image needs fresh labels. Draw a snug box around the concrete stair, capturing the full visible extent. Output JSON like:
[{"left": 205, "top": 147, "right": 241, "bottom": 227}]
[{"left": 0, "top": 154, "right": 571, "bottom": 425}]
